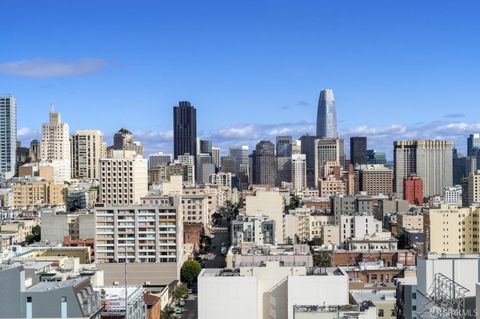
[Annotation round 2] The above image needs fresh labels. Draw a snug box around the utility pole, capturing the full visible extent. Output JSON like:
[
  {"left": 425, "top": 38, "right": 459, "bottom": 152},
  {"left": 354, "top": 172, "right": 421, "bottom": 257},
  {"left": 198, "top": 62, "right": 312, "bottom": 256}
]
[{"left": 124, "top": 246, "right": 128, "bottom": 319}]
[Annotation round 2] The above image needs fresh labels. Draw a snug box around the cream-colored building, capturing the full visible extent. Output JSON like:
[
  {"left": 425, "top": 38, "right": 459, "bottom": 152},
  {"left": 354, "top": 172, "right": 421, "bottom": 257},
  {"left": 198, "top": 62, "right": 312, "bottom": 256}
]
[
  {"left": 424, "top": 204, "right": 480, "bottom": 254},
  {"left": 397, "top": 211, "right": 423, "bottom": 232},
  {"left": 40, "top": 104, "right": 71, "bottom": 181},
  {"left": 0, "top": 219, "right": 40, "bottom": 243},
  {"left": 12, "top": 180, "right": 68, "bottom": 208},
  {"left": 246, "top": 190, "right": 284, "bottom": 244},
  {"left": 71, "top": 130, "right": 107, "bottom": 179},
  {"left": 283, "top": 208, "right": 335, "bottom": 243},
  {"left": 99, "top": 150, "right": 148, "bottom": 205},
  {"left": 464, "top": 170, "right": 480, "bottom": 206}
]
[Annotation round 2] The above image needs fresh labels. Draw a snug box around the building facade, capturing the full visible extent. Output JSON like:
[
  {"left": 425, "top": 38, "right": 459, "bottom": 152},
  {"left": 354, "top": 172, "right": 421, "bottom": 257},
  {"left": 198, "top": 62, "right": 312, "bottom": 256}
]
[
  {"left": 40, "top": 104, "right": 71, "bottom": 181},
  {"left": 316, "top": 89, "right": 337, "bottom": 138},
  {"left": 350, "top": 136, "right": 367, "bottom": 166},
  {"left": 394, "top": 140, "right": 453, "bottom": 198},
  {"left": 71, "top": 130, "right": 107, "bottom": 179},
  {"left": 0, "top": 96, "right": 16, "bottom": 179},
  {"left": 173, "top": 101, "right": 197, "bottom": 160}
]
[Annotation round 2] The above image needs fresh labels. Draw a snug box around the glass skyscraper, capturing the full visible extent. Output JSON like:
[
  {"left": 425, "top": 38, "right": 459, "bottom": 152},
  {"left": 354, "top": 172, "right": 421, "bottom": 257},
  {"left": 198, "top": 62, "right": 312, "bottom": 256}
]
[
  {"left": 316, "top": 89, "right": 337, "bottom": 138},
  {"left": 0, "top": 96, "right": 16, "bottom": 179}
]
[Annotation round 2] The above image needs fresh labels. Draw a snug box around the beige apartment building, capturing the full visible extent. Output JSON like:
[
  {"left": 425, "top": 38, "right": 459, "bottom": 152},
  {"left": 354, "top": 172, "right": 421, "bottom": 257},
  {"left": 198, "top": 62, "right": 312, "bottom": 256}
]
[
  {"left": 463, "top": 170, "right": 480, "bottom": 207},
  {"left": 99, "top": 150, "right": 148, "bottom": 205},
  {"left": 12, "top": 180, "right": 68, "bottom": 208},
  {"left": 424, "top": 204, "right": 480, "bottom": 254},
  {"left": 397, "top": 211, "right": 423, "bottom": 233},
  {"left": 283, "top": 209, "right": 335, "bottom": 243},
  {"left": 71, "top": 130, "right": 107, "bottom": 179},
  {"left": 246, "top": 190, "right": 284, "bottom": 244}
]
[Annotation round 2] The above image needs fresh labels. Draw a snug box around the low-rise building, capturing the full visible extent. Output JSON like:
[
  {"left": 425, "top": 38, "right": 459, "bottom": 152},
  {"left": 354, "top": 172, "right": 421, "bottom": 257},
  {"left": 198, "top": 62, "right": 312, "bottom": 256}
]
[
  {"left": 198, "top": 261, "right": 350, "bottom": 319},
  {"left": 94, "top": 285, "right": 146, "bottom": 319},
  {"left": 231, "top": 214, "right": 276, "bottom": 246},
  {"left": 12, "top": 179, "right": 68, "bottom": 208},
  {"left": 0, "top": 265, "right": 103, "bottom": 319},
  {"left": 346, "top": 232, "right": 398, "bottom": 252}
]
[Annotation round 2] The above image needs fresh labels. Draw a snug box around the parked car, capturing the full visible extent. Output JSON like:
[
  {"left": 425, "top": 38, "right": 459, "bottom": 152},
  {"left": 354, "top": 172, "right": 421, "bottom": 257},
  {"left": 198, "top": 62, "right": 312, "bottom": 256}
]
[
  {"left": 179, "top": 300, "right": 186, "bottom": 307},
  {"left": 175, "top": 307, "right": 182, "bottom": 314}
]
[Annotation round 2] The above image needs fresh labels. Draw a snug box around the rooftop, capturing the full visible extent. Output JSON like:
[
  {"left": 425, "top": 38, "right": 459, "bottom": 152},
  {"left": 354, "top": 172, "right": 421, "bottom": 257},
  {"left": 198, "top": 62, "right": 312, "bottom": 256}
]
[
  {"left": 351, "top": 289, "right": 397, "bottom": 303},
  {"left": 27, "top": 277, "right": 89, "bottom": 291}
]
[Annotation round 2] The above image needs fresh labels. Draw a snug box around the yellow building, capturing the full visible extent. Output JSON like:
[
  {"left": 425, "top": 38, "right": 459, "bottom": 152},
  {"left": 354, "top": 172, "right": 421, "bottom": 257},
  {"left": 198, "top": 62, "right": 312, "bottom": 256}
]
[
  {"left": 12, "top": 180, "right": 68, "bottom": 208},
  {"left": 424, "top": 204, "right": 480, "bottom": 254},
  {"left": 397, "top": 212, "right": 423, "bottom": 232}
]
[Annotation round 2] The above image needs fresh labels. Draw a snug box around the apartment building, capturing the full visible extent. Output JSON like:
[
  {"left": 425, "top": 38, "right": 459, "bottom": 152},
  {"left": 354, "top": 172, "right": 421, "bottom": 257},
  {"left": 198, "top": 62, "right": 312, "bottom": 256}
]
[
  {"left": 339, "top": 214, "right": 382, "bottom": 247},
  {"left": 283, "top": 208, "right": 335, "bottom": 243},
  {"left": 424, "top": 204, "right": 480, "bottom": 254},
  {"left": 12, "top": 179, "right": 68, "bottom": 208},
  {"left": 99, "top": 150, "right": 148, "bottom": 205},
  {"left": 71, "top": 130, "right": 107, "bottom": 179},
  {"left": 95, "top": 198, "right": 183, "bottom": 264},
  {"left": 359, "top": 164, "right": 393, "bottom": 196}
]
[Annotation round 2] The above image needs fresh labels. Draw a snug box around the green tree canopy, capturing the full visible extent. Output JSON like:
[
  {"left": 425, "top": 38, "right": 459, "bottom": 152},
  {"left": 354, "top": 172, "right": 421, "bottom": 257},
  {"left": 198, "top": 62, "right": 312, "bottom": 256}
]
[{"left": 181, "top": 259, "right": 202, "bottom": 285}]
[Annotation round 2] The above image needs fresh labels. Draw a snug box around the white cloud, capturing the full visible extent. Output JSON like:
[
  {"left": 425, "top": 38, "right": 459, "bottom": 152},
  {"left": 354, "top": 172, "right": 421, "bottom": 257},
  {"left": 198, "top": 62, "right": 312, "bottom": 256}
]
[{"left": 0, "top": 58, "right": 109, "bottom": 78}]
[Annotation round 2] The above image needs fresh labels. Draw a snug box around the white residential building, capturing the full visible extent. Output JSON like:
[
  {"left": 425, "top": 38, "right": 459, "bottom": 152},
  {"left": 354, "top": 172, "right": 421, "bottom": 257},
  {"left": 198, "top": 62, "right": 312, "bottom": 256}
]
[
  {"left": 209, "top": 172, "right": 232, "bottom": 189},
  {"left": 40, "top": 104, "right": 71, "bottom": 181},
  {"left": 0, "top": 96, "right": 16, "bottom": 179},
  {"left": 245, "top": 190, "right": 284, "bottom": 244},
  {"left": 442, "top": 185, "right": 462, "bottom": 206},
  {"left": 339, "top": 214, "right": 382, "bottom": 247},
  {"left": 291, "top": 154, "right": 306, "bottom": 192},
  {"left": 198, "top": 262, "right": 349, "bottom": 319},
  {"left": 99, "top": 150, "right": 148, "bottom": 205}
]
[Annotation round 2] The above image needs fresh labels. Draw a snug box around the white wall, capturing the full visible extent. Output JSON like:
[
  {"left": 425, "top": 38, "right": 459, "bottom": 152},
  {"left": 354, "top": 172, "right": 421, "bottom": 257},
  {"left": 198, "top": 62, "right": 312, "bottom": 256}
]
[
  {"left": 198, "top": 274, "right": 257, "bottom": 319},
  {"left": 287, "top": 275, "right": 349, "bottom": 319}
]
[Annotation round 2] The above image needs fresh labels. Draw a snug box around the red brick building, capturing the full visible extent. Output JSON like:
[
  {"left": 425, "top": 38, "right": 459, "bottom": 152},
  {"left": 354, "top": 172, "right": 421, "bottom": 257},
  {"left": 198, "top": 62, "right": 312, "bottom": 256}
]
[
  {"left": 184, "top": 223, "right": 204, "bottom": 252},
  {"left": 404, "top": 174, "right": 423, "bottom": 205},
  {"left": 331, "top": 250, "right": 416, "bottom": 267}
]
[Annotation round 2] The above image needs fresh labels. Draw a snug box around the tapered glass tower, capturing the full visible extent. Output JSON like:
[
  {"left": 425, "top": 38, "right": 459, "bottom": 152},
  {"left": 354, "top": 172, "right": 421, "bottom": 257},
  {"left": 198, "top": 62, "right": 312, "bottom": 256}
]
[{"left": 316, "top": 89, "right": 337, "bottom": 138}]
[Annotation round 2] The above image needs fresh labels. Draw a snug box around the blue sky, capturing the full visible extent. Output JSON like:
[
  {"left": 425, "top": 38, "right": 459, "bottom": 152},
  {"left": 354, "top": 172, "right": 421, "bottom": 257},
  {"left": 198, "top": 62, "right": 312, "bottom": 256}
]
[{"left": 2, "top": 1, "right": 480, "bottom": 158}]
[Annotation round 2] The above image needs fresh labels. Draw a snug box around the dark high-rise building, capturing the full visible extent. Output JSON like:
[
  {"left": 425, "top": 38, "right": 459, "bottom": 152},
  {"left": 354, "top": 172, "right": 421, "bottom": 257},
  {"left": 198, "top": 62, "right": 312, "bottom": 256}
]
[
  {"left": 467, "top": 133, "right": 480, "bottom": 157},
  {"left": 200, "top": 139, "right": 212, "bottom": 155},
  {"left": 276, "top": 136, "right": 293, "bottom": 157},
  {"left": 453, "top": 149, "right": 467, "bottom": 185},
  {"left": 316, "top": 89, "right": 337, "bottom": 138},
  {"left": 350, "top": 137, "right": 367, "bottom": 165},
  {"left": 276, "top": 136, "right": 292, "bottom": 186},
  {"left": 253, "top": 140, "right": 276, "bottom": 186},
  {"left": 367, "top": 149, "right": 387, "bottom": 165},
  {"left": 173, "top": 101, "right": 197, "bottom": 160},
  {"left": 300, "top": 135, "right": 319, "bottom": 188}
]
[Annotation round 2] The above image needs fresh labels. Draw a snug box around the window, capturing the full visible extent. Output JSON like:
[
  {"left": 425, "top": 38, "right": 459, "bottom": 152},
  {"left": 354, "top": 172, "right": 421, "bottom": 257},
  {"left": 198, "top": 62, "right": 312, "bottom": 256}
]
[
  {"left": 412, "top": 292, "right": 416, "bottom": 299},
  {"left": 378, "top": 309, "right": 384, "bottom": 317}
]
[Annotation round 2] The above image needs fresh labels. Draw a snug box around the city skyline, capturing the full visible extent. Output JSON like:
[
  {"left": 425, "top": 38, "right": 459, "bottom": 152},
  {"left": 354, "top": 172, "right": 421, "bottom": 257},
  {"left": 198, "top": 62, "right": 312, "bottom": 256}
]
[{"left": 3, "top": 1, "right": 480, "bottom": 157}]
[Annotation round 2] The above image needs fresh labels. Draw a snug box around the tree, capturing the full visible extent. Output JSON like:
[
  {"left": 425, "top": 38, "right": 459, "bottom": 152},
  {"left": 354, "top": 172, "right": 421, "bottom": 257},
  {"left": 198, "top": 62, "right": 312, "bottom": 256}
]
[
  {"left": 25, "top": 225, "right": 41, "bottom": 244},
  {"left": 174, "top": 284, "right": 189, "bottom": 300},
  {"left": 161, "top": 306, "right": 175, "bottom": 318},
  {"left": 181, "top": 259, "right": 202, "bottom": 285}
]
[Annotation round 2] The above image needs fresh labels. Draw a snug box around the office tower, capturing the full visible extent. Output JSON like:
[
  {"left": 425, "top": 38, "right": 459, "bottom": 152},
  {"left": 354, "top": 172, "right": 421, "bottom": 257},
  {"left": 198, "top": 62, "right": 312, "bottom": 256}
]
[
  {"left": 177, "top": 153, "right": 196, "bottom": 185},
  {"left": 95, "top": 197, "right": 183, "bottom": 263},
  {"left": 366, "top": 149, "right": 387, "bottom": 165},
  {"left": 359, "top": 164, "right": 393, "bottom": 196},
  {"left": 200, "top": 139, "right": 212, "bottom": 155},
  {"left": 350, "top": 137, "right": 367, "bottom": 166},
  {"left": 394, "top": 140, "right": 453, "bottom": 198},
  {"left": 211, "top": 147, "right": 221, "bottom": 169},
  {"left": 41, "top": 104, "right": 71, "bottom": 181},
  {"left": 111, "top": 128, "right": 144, "bottom": 157},
  {"left": 292, "top": 140, "right": 301, "bottom": 154},
  {"left": 229, "top": 145, "right": 249, "bottom": 175},
  {"left": 29, "top": 139, "right": 40, "bottom": 162},
  {"left": 453, "top": 149, "right": 467, "bottom": 185},
  {"left": 316, "top": 89, "right": 337, "bottom": 138},
  {"left": 173, "top": 101, "right": 197, "bottom": 159},
  {"left": 467, "top": 133, "right": 480, "bottom": 156},
  {"left": 314, "top": 138, "right": 344, "bottom": 187},
  {"left": 0, "top": 96, "right": 16, "bottom": 179},
  {"left": 99, "top": 150, "right": 148, "bottom": 205},
  {"left": 149, "top": 152, "right": 172, "bottom": 168},
  {"left": 220, "top": 156, "right": 235, "bottom": 174},
  {"left": 404, "top": 174, "right": 423, "bottom": 205},
  {"left": 276, "top": 136, "right": 293, "bottom": 157},
  {"left": 197, "top": 153, "right": 213, "bottom": 184},
  {"left": 71, "top": 130, "right": 107, "bottom": 179},
  {"left": 291, "top": 154, "right": 306, "bottom": 192},
  {"left": 252, "top": 141, "right": 276, "bottom": 186},
  {"left": 299, "top": 135, "right": 319, "bottom": 188},
  {"left": 275, "top": 136, "right": 292, "bottom": 186}
]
